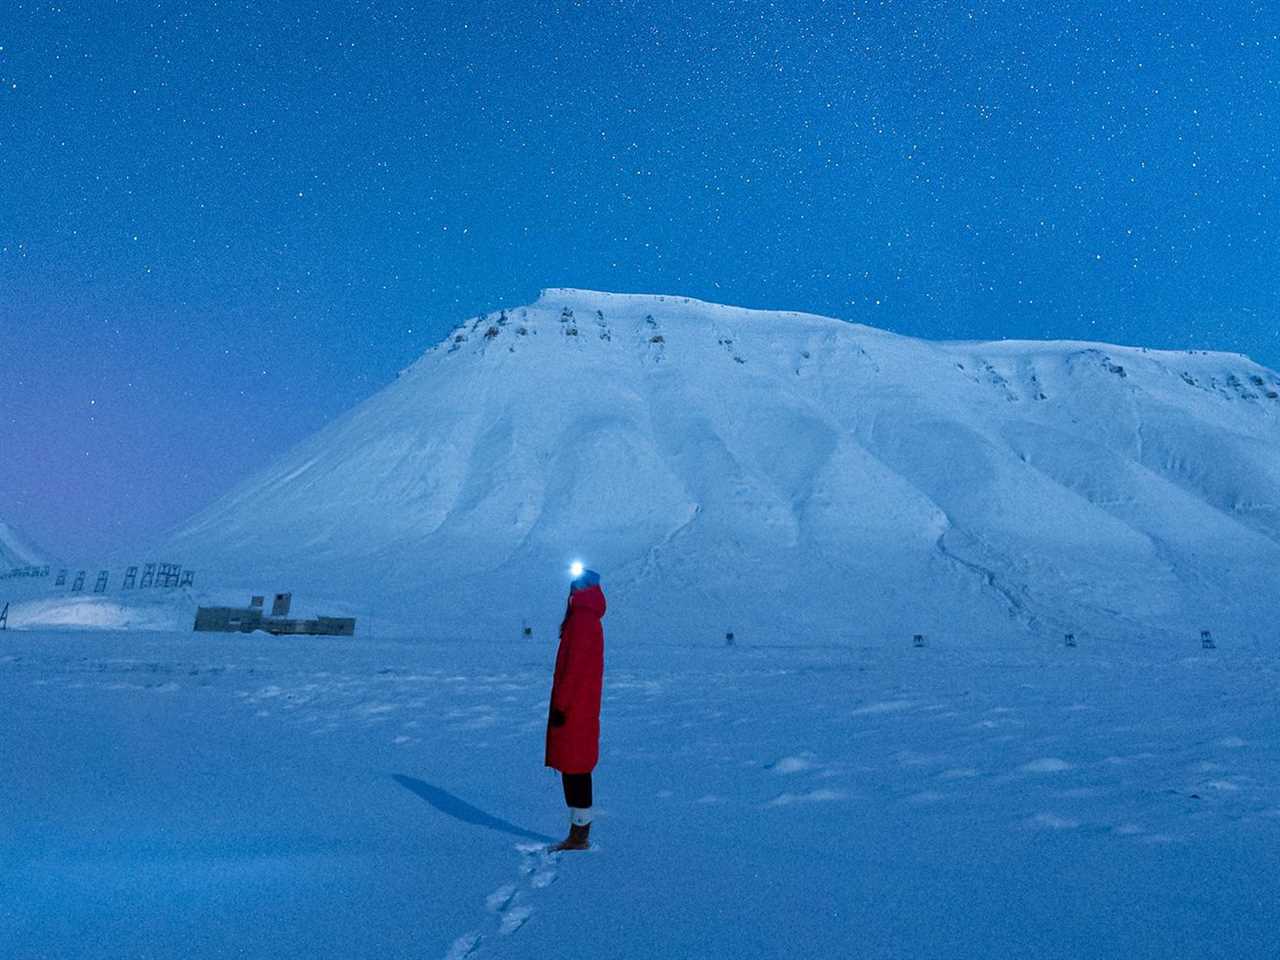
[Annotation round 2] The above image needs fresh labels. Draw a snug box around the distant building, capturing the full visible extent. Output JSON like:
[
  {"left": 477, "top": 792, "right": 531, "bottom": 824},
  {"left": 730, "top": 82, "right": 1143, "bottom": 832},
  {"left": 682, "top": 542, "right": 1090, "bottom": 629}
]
[
  {"left": 193, "top": 596, "right": 355, "bottom": 637},
  {"left": 194, "top": 605, "right": 264, "bottom": 633}
]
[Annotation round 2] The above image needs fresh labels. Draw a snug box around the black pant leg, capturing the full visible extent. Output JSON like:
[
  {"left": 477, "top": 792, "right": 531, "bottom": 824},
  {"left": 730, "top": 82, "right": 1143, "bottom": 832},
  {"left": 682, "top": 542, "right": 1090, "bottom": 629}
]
[{"left": 561, "top": 772, "right": 593, "bottom": 808}]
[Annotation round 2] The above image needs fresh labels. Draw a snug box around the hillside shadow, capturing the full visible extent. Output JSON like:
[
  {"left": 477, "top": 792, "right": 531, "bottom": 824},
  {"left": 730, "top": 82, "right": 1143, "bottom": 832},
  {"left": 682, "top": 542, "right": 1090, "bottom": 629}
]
[{"left": 392, "top": 774, "right": 554, "bottom": 844}]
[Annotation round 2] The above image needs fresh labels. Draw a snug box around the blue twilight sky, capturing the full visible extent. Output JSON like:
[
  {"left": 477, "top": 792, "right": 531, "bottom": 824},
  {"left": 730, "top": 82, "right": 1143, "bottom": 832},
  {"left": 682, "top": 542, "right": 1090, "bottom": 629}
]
[{"left": 2, "top": 1, "right": 1277, "bottom": 559}]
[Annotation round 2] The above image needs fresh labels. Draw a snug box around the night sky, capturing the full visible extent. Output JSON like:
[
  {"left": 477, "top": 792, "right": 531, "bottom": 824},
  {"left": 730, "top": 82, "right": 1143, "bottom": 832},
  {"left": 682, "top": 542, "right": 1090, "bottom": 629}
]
[{"left": 2, "top": 1, "right": 1277, "bottom": 559}]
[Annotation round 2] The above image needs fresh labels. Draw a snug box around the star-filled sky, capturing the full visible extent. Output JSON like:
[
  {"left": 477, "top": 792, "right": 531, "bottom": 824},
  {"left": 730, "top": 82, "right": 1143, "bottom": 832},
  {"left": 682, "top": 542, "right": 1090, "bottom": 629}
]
[{"left": 2, "top": 1, "right": 1277, "bottom": 559}]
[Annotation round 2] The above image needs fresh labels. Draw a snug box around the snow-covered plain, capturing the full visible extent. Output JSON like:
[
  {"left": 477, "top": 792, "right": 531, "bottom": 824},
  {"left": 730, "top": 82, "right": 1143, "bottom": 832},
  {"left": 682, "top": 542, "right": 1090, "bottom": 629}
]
[{"left": 3, "top": 628, "right": 1277, "bottom": 959}]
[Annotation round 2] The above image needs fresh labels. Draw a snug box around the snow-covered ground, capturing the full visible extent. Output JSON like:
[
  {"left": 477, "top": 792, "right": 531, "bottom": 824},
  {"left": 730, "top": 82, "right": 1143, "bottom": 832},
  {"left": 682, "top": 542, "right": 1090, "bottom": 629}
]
[
  {"left": 3, "top": 629, "right": 1277, "bottom": 959},
  {"left": 0, "top": 521, "right": 48, "bottom": 570}
]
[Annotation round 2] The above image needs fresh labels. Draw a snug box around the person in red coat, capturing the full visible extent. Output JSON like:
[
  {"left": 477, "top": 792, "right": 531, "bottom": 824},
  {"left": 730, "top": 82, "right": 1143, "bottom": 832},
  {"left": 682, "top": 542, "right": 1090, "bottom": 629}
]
[{"left": 545, "top": 567, "right": 606, "bottom": 851}]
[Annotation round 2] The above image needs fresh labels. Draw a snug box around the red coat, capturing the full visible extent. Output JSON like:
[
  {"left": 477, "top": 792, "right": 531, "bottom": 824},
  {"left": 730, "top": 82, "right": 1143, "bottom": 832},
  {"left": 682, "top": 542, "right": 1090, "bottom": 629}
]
[{"left": 545, "top": 584, "right": 606, "bottom": 774}]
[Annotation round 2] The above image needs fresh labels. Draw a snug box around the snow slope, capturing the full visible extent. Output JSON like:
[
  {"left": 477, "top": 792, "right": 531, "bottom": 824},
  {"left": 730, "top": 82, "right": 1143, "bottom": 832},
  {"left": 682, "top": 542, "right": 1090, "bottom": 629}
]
[
  {"left": 165, "top": 289, "right": 1280, "bottom": 642},
  {"left": 0, "top": 517, "right": 199, "bottom": 631},
  {"left": 0, "top": 520, "right": 47, "bottom": 569}
]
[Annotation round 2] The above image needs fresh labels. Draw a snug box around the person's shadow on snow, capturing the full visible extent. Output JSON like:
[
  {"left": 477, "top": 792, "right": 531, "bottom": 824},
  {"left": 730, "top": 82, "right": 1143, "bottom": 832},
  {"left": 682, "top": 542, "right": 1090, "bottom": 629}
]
[{"left": 392, "top": 775, "right": 555, "bottom": 844}]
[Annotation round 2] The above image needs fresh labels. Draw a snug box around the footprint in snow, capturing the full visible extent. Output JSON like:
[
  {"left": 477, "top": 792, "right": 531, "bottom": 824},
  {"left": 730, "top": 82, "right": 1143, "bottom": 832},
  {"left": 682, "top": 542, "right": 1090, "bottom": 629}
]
[
  {"left": 485, "top": 885, "right": 516, "bottom": 913},
  {"left": 484, "top": 881, "right": 534, "bottom": 936},
  {"left": 446, "top": 838, "right": 575, "bottom": 954},
  {"left": 516, "top": 842, "right": 554, "bottom": 875},
  {"left": 499, "top": 905, "right": 534, "bottom": 935},
  {"left": 517, "top": 841, "right": 562, "bottom": 888},
  {"left": 443, "top": 931, "right": 482, "bottom": 960}
]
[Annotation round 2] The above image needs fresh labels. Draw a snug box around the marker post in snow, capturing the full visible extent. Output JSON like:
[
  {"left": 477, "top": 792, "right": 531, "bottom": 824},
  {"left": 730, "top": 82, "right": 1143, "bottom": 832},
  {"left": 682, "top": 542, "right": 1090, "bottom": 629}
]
[
  {"left": 725, "top": 630, "right": 735, "bottom": 646},
  {"left": 913, "top": 633, "right": 927, "bottom": 648},
  {"left": 1201, "top": 630, "right": 1216, "bottom": 650},
  {"left": 1065, "top": 633, "right": 1077, "bottom": 648}
]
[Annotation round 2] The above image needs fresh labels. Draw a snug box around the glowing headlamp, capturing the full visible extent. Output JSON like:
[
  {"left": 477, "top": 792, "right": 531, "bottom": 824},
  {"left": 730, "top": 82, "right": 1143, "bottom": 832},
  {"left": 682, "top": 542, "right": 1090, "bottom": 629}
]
[{"left": 569, "top": 561, "right": 584, "bottom": 578}]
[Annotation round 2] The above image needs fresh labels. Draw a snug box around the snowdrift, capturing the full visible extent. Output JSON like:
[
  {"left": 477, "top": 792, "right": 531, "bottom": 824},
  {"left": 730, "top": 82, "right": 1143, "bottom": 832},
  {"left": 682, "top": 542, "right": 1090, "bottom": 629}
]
[
  {"left": 0, "top": 521, "right": 48, "bottom": 569},
  {"left": 8, "top": 593, "right": 192, "bottom": 632},
  {"left": 162, "top": 289, "right": 1280, "bottom": 643}
]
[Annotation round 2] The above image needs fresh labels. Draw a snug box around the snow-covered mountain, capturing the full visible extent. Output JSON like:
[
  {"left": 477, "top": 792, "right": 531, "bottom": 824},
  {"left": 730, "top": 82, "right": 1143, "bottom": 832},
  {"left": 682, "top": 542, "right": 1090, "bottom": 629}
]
[
  {"left": 0, "top": 521, "right": 47, "bottom": 570},
  {"left": 166, "top": 289, "right": 1280, "bottom": 642}
]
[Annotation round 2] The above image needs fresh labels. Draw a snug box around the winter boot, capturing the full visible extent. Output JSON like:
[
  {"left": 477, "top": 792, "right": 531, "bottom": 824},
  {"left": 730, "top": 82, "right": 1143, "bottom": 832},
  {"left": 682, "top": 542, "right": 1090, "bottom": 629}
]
[{"left": 550, "top": 821, "right": 591, "bottom": 852}]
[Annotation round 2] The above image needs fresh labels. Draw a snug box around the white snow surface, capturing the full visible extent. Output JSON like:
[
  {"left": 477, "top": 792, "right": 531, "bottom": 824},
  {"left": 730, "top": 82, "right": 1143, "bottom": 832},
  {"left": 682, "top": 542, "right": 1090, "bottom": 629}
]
[
  {"left": 155, "top": 289, "right": 1280, "bottom": 643},
  {"left": 2, "top": 629, "right": 1277, "bottom": 959},
  {"left": 0, "top": 521, "right": 47, "bottom": 568},
  {"left": 9, "top": 593, "right": 191, "bottom": 631}
]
